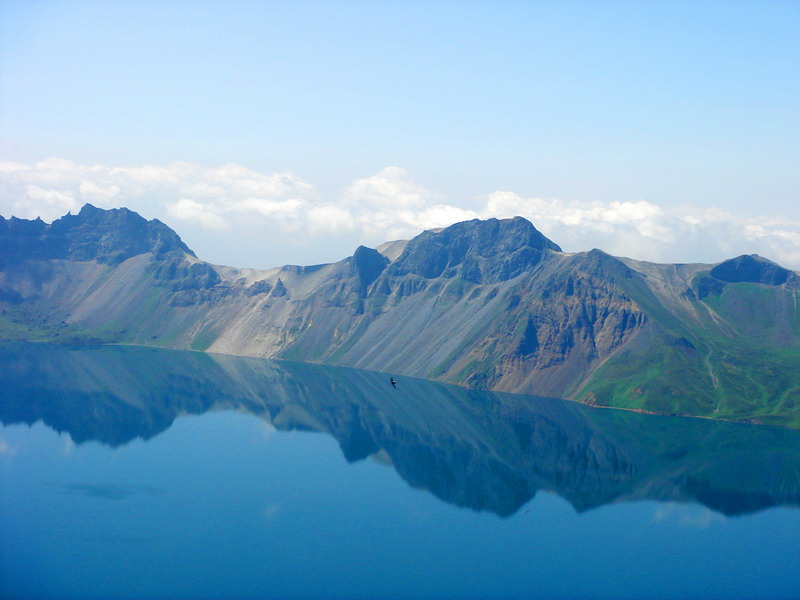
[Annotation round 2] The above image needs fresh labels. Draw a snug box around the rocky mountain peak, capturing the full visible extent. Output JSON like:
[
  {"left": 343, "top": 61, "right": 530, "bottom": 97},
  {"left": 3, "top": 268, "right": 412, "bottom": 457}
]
[
  {"left": 1, "top": 203, "right": 194, "bottom": 266},
  {"left": 709, "top": 254, "right": 795, "bottom": 286},
  {"left": 350, "top": 245, "right": 389, "bottom": 289},
  {"left": 388, "top": 216, "right": 562, "bottom": 283}
]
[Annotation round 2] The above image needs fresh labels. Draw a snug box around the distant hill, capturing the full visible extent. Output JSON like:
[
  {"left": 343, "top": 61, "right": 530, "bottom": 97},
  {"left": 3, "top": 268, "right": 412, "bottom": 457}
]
[{"left": 2, "top": 204, "right": 799, "bottom": 427}]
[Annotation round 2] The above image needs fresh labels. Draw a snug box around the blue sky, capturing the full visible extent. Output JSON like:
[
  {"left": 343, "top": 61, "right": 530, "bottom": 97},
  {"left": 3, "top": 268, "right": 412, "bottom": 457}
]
[{"left": 1, "top": 1, "right": 798, "bottom": 269}]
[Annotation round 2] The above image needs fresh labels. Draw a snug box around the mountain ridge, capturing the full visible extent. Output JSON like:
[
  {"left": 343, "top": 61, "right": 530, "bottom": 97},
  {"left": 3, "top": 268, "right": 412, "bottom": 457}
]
[
  {"left": 1, "top": 203, "right": 193, "bottom": 268},
  {"left": 2, "top": 204, "right": 799, "bottom": 427}
]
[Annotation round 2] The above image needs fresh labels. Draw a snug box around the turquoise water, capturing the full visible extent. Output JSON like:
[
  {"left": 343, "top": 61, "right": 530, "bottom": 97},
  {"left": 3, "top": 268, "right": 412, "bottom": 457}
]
[{"left": 1, "top": 343, "right": 799, "bottom": 599}]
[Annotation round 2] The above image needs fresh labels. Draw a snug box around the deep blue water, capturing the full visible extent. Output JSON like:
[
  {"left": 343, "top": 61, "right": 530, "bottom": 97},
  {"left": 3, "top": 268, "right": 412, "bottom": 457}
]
[{"left": 1, "top": 343, "right": 799, "bottom": 599}]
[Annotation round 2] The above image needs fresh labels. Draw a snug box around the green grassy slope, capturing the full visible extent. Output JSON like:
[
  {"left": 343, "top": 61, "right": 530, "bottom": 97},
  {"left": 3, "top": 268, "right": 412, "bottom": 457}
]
[{"left": 578, "top": 276, "right": 800, "bottom": 428}]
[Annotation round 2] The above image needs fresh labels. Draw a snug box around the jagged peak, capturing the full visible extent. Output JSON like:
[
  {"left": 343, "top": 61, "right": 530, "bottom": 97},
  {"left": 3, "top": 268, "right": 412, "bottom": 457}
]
[
  {"left": 79, "top": 202, "right": 102, "bottom": 215},
  {"left": 1, "top": 203, "right": 195, "bottom": 266},
  {"left": 387, "top": 216, "right": 562, "bottom": 283},
  {"left": 429, "top": 216, "right": 562, "bottom": 253},
  {"left": 350, "top": 245, "right": 389, "bottom": 289}
]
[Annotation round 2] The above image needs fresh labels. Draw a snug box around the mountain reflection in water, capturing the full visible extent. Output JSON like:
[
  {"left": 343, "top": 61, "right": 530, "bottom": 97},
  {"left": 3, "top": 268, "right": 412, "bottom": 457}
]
[{"left": 1, "top": 342, "right": 798, "bottom": 517}]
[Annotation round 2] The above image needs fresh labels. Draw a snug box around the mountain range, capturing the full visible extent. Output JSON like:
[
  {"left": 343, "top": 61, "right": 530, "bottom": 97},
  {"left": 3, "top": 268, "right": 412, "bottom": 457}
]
[{"left": 2, "top": 204, "right": 799, "bottom": 427}]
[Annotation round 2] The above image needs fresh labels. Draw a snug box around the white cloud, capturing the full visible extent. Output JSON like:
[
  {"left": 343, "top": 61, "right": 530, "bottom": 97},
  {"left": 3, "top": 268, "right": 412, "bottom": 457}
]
[
  {"left": 0, "top": 161, "right": 30, "bottom": 174},
  {"left": 335, "top": 167, "right": 480, "bottom": 243},
  {"left": 415, "top": 204, "right": 480, "bottom": 230},
  {"left": 480, "top": 190, "right": 800, "bottom": 268},
  {"left": 1, "top": 158, "right": 799, "bottom": 270},
  {"left": 345, "top": 166, "right": 444, "bottom": 210},
  {"left": 23, "top": 184, "right": 78, "bottom": 214},
  {"left": 166, "top": 199, "right": 229, "bottom": 231},
  {"left": 0, "top": 159, "right": 316, "bottom": 234},
  {"left": 78, "top": 180, "right": 121, "bottom": 204},
  {"left": 233, "top": 197, "right": 306, "bottom": 218},
  {"left": 307, "top": 204, "right": 358, "bottom": 234}
]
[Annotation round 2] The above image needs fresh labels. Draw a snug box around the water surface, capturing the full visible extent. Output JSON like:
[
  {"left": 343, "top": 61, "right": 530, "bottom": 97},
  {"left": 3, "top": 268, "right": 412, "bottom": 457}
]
[{"left": 1, "top": 343, "right": 799, "bottom": 599}]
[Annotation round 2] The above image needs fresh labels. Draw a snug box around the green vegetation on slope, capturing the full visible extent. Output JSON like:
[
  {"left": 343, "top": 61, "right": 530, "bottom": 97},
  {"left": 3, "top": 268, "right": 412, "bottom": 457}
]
[
  {"left": 579, "top": 279, "right": 800, "bottom": 428},
  {"left": 0, "top": 308, "right": 126, "bottom": 345},
  {"left": 190, "top": 323, "right": 220, "bottom": 351}
]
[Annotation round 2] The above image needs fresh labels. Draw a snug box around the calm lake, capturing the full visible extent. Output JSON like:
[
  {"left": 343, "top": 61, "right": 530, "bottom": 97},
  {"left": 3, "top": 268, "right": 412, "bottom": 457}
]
[{"left": 1, "top": 343, "right": 799, "bottom": 600}]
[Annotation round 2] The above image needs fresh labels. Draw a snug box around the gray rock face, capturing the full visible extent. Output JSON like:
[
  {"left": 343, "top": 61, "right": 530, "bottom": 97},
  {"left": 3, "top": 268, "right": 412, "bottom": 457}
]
[
  {"left": 0, "top": 203, "right": 193, "bottom": 267},
  {"left": 350, "top": 245, "right": 389, "bottom": 291},
  {"left": 389, "top": 217, "right": 561, "bottom": 283},
  {"left": 709, "top": 254, "right": 795, "bottom": 286},
  {"left": 2, "top": 205, "right": 799, "bottom": 425}
]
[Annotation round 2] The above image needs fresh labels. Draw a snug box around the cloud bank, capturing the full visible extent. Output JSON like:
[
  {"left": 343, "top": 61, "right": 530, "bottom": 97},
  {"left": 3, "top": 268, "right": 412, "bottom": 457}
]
[{"left": 2, "top": 158, "right": 798, "bottom": 270}]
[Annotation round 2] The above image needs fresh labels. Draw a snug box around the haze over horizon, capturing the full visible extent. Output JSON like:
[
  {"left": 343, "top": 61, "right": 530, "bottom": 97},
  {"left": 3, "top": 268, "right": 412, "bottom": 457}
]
[{"left": 2, "top": 1, "right": 798, "bottom": 270}]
